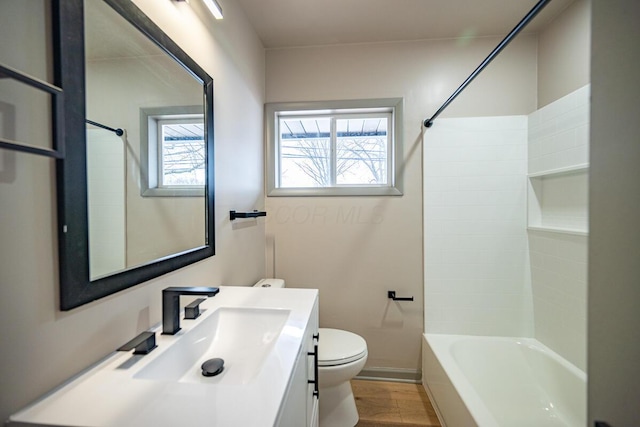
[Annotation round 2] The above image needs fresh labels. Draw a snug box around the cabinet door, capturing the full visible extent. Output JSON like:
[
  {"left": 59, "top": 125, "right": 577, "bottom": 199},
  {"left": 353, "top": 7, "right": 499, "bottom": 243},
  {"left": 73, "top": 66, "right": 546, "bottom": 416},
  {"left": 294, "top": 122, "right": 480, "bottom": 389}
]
[
  {"left": 277, "top": 348, "right": 308, "bottom": 427},
  {"left": 307, "top": 300, "right": 319, "bottom": 427},
  {"left": 276, "top": 297, "right": 319, "bottom": 427}
]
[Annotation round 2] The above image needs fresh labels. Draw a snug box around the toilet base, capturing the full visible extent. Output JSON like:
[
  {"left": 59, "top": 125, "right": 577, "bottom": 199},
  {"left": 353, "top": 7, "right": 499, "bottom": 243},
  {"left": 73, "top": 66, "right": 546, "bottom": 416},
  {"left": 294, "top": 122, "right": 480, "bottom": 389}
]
[{"left": 319, "top": 381, "right": 359, "bottom": 427}]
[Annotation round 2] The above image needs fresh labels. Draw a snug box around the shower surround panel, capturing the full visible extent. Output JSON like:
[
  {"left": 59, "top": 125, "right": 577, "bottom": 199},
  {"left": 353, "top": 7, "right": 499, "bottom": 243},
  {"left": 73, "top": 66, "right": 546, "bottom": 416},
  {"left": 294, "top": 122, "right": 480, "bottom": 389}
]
[{"left": 423, "top": 116, "right": 532, "bottom": 337}]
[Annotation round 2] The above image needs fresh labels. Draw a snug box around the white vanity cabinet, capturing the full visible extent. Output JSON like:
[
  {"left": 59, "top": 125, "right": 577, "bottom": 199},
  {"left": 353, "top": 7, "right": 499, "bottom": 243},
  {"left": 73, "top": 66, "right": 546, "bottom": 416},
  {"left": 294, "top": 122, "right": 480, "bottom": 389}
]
[
  {"left": 7, "top": 287, "right": 320, "bottom": 427},
  {"left": 276, "top": 297, "right": 319, "bottom": 427}
]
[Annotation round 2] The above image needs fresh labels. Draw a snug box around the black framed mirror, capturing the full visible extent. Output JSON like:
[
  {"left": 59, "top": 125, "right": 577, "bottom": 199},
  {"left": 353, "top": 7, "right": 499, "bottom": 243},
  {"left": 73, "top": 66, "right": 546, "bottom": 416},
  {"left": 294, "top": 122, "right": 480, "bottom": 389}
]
[{"left": 58, "top": 0, "right": 215, "bottom": 310}]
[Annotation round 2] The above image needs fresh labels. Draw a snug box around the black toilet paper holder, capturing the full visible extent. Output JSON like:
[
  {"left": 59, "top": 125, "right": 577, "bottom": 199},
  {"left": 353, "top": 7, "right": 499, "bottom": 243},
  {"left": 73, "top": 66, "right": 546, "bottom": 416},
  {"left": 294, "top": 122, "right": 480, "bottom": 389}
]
[{"left": 388, "top": 291, "right": 414, "bottom": 301}]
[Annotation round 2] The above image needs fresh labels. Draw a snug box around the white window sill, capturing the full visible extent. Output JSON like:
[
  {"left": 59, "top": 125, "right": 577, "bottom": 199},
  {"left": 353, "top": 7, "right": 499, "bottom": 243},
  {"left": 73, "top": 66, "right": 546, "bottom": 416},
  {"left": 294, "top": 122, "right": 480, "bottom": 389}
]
[
  {"left": 267, "top": 186, "right": 402, "bottom": 197},
  {"left": 142, "top": 187, "right": 204, "bottom": 197}
]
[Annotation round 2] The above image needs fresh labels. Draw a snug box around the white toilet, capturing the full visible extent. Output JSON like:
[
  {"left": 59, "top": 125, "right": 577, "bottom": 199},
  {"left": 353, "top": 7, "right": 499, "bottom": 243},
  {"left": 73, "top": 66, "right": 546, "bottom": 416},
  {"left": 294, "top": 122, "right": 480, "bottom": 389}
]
[{"left": 254, "top": 279, "right": 368, "bottom": 427}]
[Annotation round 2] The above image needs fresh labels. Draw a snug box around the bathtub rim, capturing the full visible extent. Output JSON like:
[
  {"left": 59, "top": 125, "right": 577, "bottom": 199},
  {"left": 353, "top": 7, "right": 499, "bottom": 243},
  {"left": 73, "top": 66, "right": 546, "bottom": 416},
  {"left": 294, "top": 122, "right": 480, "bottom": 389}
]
[{"left": 423, "top": 334, "right": 497, "bottom": 426}]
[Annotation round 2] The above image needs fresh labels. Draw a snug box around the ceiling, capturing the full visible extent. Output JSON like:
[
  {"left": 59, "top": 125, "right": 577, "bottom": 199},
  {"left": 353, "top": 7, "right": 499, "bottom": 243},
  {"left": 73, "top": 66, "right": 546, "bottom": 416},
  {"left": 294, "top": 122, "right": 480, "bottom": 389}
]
[{"left": 235, "top": 0, "right": 575, "bottom": 49}]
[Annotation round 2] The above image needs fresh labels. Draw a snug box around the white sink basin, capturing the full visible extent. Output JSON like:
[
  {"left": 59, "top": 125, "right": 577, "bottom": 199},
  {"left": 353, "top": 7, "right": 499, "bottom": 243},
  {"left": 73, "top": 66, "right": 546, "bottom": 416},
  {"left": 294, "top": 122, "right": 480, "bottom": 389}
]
[
  {"left": 8, "top": 287, "right": 318, "bottom": 427},
  {"left": 135, "top": 307, "right": 291, "bottom": 385}
]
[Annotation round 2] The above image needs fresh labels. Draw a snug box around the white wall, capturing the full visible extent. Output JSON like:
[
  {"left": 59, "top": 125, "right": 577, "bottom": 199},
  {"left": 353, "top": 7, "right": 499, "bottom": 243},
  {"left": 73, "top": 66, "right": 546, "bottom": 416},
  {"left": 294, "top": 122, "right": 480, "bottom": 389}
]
[
  {"left": 0, "top": 0, "right": 265, "bottom": 421},
  {"left": 424, "top": 116, "right": 532, "bottom": 337},
  {"left": 265, "top": 35, "right": 537, "bottom": 372},
  {"left": 588, "top": 0, "right": 640, "bottom": 424},
  {"left": 0, "top": 2, "right": 52, "bottom": 153},
  {"left": 538, "top": 0, "right": 591, "bottom": 108}
]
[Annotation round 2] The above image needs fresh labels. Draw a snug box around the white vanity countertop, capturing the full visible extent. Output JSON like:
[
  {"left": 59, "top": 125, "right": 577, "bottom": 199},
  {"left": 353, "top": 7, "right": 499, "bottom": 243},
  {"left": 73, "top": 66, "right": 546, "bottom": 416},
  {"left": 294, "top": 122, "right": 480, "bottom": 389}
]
[{"left": 8, "top": 286, "right": 319, "bottom": 427}]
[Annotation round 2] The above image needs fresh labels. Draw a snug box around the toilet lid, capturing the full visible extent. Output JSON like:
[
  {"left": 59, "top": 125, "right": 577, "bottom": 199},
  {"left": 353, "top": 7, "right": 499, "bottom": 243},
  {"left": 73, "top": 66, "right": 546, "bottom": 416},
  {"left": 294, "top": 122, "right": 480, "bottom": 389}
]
[{"left": 318, "top": 328, "right": 367, "bottom": 366}]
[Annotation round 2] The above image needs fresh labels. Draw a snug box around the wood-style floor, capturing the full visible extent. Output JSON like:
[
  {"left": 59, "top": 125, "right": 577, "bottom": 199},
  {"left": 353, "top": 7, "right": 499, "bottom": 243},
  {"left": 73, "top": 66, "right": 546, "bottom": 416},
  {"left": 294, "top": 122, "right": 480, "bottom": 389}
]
[{"left": 352, "top": 380, "right": 441, "bottom": 427}]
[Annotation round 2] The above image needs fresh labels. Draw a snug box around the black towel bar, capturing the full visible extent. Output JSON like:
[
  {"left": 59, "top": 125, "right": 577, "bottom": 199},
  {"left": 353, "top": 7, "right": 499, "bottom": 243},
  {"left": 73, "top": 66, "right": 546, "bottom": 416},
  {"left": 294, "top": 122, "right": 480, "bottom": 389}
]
[{"left": 230, "top": 210, "right": 267, "bottom": 221}]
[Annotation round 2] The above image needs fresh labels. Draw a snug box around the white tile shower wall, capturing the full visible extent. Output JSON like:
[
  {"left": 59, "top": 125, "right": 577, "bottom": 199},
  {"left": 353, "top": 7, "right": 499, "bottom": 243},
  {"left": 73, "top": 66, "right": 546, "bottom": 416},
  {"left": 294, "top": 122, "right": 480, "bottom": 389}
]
[
  {"left": 86, "top": 129, "right": 126, "bottom": 278},
  {"left": 528, "top": 85, "right": 590, "bottom": 173},
  {"left": 529, "top": 231, "right": 587, "bottom": 370},
  {"left": 424, "top": 116, "right": 533, "bottom": 336},
  {"left": 527, "top": 85, "right": 590, "bottom": 370}
]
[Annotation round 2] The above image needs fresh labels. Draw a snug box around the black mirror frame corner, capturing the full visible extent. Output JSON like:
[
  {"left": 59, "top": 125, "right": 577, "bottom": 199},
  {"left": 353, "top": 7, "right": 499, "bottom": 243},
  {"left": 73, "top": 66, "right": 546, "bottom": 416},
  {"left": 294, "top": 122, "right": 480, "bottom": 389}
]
[{"left": 57, "top": 0, "right": 215, "bottom": 311}]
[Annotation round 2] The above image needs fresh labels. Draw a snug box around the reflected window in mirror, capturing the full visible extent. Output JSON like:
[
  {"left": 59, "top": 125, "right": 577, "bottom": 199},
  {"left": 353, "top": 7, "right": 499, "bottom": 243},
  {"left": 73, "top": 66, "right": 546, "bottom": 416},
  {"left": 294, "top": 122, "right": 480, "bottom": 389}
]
[
  {"left": 158, "top": 119, "right": 205, "bottom": 187},
  {"left": 141, "top": 106, "right": 205, "bottom": 197}
]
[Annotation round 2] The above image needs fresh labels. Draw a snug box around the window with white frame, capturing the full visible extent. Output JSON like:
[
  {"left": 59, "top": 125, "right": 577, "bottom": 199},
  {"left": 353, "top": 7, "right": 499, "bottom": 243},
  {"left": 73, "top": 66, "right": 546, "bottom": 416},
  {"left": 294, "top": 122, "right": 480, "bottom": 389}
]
[
  {"left": 140, "top": 106, "right": 205, "bottom": 197},
  {"left": 266, "top": 99, "right": 403, "bottom": 196}
]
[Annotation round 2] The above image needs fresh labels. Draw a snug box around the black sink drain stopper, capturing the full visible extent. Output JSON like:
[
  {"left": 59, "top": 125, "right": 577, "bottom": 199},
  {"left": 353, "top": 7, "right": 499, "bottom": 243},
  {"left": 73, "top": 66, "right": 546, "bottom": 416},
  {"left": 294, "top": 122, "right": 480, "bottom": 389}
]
[{"left": 201, "top": 358, "right": 225, "bottom": 377}]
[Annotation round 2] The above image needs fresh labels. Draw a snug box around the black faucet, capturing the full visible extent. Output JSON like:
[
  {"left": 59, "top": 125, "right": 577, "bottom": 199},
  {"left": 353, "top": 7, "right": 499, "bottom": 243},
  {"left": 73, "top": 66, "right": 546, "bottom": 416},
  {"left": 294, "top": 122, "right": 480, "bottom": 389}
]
[{"left": 162, "top": 286, "right": 219, "bottom": 335}]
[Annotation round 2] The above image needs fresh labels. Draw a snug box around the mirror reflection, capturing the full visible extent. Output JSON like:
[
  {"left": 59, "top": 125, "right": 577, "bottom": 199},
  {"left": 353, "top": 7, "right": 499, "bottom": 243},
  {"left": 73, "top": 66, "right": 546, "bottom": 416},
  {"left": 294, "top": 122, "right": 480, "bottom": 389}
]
[{"left": 84, "top": 0, "right": 206, "bottom": 280}]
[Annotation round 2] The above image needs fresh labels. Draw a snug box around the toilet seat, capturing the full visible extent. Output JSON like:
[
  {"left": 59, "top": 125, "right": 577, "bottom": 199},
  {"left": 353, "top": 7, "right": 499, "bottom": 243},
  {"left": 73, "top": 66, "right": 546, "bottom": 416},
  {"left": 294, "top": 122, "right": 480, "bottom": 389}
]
[{"left": 318, "top": 328, "right": 367, "bottom": 367}]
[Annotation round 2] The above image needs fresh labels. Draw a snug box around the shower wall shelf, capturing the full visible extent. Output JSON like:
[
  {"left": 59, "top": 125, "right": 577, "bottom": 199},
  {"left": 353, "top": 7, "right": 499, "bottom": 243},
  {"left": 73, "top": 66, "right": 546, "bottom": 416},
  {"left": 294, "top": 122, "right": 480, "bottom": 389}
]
[
  {"left": 527, "top": 164, "right": 589, "bottom": 178},
  {"left": 527, "top": 164, "right": 589, "bottom": 236},
  {"left": 527, "top": 226, "right": 588, "bottom": 237}
]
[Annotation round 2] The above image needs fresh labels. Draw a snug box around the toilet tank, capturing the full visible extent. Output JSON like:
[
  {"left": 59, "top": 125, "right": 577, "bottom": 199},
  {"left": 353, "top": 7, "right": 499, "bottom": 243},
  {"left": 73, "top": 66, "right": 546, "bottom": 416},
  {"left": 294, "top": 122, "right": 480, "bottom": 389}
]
[{"left": 254, "top": 278, "right": 285, "bottom": 288}]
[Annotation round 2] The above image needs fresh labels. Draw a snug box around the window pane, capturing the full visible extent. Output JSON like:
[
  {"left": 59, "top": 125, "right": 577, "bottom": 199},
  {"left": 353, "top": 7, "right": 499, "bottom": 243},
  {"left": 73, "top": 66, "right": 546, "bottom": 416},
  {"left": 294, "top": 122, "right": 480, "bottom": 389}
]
[
  {"left": 336, "top": 117, "right": 388, "bottom": 185},
  {"left": 279, "top": 117, "right": 331, "bottom": 187},
  {"left": 161, "top": 123, "right": 205, "bottom": 186}
]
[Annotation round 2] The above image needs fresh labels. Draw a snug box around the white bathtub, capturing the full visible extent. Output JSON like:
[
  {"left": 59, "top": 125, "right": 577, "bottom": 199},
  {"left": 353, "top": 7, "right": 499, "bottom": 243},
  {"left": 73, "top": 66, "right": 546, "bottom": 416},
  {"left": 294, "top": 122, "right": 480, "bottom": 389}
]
[{"left": 422, "top": 334, "right": 586, "bottom": 427}]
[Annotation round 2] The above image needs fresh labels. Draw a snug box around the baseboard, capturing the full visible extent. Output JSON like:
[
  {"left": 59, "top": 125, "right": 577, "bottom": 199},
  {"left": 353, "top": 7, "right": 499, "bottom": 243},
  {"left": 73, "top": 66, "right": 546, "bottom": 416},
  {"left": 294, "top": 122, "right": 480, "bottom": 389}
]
[
  {"left": 422, "top": 380, "right": 447, "bottom": 427},
  {"left": 355, "top": 367, "right": 422, "bottom": 383}
]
